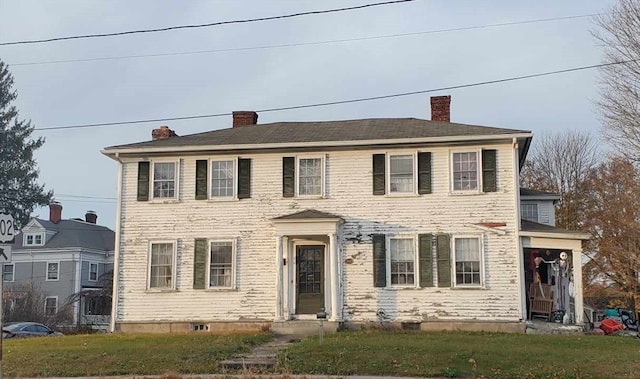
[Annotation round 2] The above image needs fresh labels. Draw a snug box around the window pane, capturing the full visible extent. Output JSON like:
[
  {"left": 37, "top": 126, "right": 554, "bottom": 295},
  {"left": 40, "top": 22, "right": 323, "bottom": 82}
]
[
  {"left": 150, "top": 243, "right": 174, "bottom": 288},
  {"left": 390, "top": 238, "right": 415, "bottom": 285},
  {"left": 521, "top": 203, "right": 539, "bottom": 222},
  {"left": 454, "top": 238, "right": 481, "bottom": 285},
  {"left": 3, "top": 264, "right": 13, "bottom": 282},
  {"left": 47, "top": 263, "right": 59, "bottom": 280},
  {"left": 299, "top": 158, "right": 322, "bottom": 196},
  {"left": 153, "top": 162, "right": 176, "bottom": 198},
  {"left": 210, "top": 242, "right": 233, "bottom": 287},
  {"left": 212, "top": 160, "right": 234, "bottom": 197},
  {"left": 453, "top": 152, "right": 478, "bottom": 191},
  {"left": 389, "top": 155, "right": 414, "bottom": 193}
]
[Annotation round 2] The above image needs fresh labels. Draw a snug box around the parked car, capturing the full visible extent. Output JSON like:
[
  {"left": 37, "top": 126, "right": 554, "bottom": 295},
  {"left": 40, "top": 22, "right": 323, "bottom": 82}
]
[{"left": 2, "top": 322, "right": 63, "bottom": 339}]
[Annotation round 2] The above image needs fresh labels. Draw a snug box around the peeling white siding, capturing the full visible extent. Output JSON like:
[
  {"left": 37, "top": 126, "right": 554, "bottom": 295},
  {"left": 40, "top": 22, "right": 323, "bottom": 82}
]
[{"left": 116, "top": 142, "right": 521, "bottom": 324}]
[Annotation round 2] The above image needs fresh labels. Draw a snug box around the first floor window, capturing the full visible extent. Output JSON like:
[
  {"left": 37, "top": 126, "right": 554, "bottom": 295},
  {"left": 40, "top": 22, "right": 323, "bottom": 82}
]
[
  {"left": 149, "top": 243, "right": 175, "bottom": 289},
  {"left": 521, "top": 203, "right": 539, "bottom": 222},
  {"left": 452, "top": 152, "right": 478, "bottom": 191},
  {"left": 45, "top": 297, "right": 57, "bottom": 315},
  {"left": 390, "top": 237, "right": 415, "bottom": 285},
  {"left": 454, "top": 237, "right": 481, "bottom": 286},
  {"left": 209, "top": 241, "right": 233, "bottom": 288},
  {"left": 298, "top": 158, "right": 322, "bottom": 196},
  {"left": 153, "top": 162, "right": 177, "bottom": 198},
  {"left": 47, "top": 262, "right": 59, "bottom": 280},
  {"left": 89, "top": 263, "right": 98, "bottom": 281},
  {"left": 389, "top": 155, "right": 414, "bottom": 193},
  {"left": 3, "top": 263, "right": 14, "bottom": 282},
  {"left": 84, "top": 295, "right": 111, "bottom": 315},
  {"left": 211, "top": 160, "right": 234, "bottom": 197}
]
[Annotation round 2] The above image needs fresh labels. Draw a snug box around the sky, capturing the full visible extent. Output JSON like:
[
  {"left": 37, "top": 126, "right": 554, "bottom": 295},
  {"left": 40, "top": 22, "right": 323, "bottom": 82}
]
[{"left": 0, "top": 0, "right": 615, "bottom": 230}]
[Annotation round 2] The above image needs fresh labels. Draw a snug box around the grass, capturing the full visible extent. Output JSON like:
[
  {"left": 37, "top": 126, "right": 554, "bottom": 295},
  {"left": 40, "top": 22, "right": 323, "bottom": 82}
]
[
  {"left": 278, "top": 330, "right": 640, "bottom": 379},
  {"left": 4, "top": 332, "right": 271, "bottom": 377}
]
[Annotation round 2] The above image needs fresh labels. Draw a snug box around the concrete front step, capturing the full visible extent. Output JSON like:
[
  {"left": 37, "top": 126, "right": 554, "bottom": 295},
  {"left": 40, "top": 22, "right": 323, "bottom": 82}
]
[{"left": 270, "top": 320, "right": 339, "bottom": 335}]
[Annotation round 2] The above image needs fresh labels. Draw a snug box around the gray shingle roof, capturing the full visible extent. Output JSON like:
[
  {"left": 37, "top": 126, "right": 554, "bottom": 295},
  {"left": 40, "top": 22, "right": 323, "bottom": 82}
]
[
  {"left": 105, "top": 118, "right": 530, "bottom": 151},
  {"left": 520, "top": 219, "right": 587, "bottom": 237},
  {"left": 273, "top": 209, "right": 342, "bottom": 220},
  {"left": 520, "top": 188, "right": 560, "bottom": 197},
  {"left": 14, "top": 219, "right": 115, "bottom": 251}
]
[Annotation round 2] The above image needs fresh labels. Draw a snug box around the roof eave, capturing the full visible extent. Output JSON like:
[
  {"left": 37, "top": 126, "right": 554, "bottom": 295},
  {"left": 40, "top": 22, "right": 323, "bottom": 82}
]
[{"left": 520, "top": 230, "right": 591, "bottom": 240}]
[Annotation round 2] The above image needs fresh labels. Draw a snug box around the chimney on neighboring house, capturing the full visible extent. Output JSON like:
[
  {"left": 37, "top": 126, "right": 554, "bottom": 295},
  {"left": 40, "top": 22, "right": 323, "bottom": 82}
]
[
  {"left": 232, "top": 111, "right": 258, "bottom": 127},
  {"left": 430, "top": 95, "right": 451, "bottom": 122},
  {"left": 85, "top": 210, "right": 97, "bottom": 224},
  {"left": 152, "top": 125, "right": 178, "bottom": 141},
  {"left": 49, "top": 201, "right": 62, "bottom": 224}
]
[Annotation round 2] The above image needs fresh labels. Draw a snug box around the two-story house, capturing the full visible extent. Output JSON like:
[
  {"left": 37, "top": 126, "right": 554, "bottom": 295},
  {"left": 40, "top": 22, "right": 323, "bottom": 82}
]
[
  {"left": 102, "top": 96, "right": 588, "bottom": 333},
  {"left": 6, "top": 202, "right": 115, "bottom": 330}
]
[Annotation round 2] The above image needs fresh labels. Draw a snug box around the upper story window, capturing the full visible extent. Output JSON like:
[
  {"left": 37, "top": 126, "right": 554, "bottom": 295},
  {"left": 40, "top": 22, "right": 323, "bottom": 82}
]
[
  {"left": 450, "top": 149, "right": 497, "bottom": 194},
  {"left": 148, "top": 242, "right": 176, "bottom": 290},
  {"left": 521, "top": 203, "right": 539, "bottom": 222},
  {"left": 211, "top": 160, "right": 235, "bottom": 198},
  {"left": 89, "top": 262, "right": 98, "bottom": 281},
  {"left": 452, "top": 152, "right": 478, "bottom": 191},
  {"left": 24, "top": 233, "right": 44, "bottom": 246},
  {"left": 283, "top": 156, "right": 325, "bottom": 198},
  {"left": 47, "top": 262, "right": 59, "bottom": 281},
  {"left": 152, "top": 162, "right": 177, "bottom": 199},
  {"left": 453, "top": 237, "right": 483, "bottom": 287},
  {"left": 195, "top": 158, "right": 251, "bottom": 201},
  {"left": 373, "top": 152, "right": 432, "bottom": 196},
  {"left": 389, "top": 155, "right": 414, "bottom": 194}
]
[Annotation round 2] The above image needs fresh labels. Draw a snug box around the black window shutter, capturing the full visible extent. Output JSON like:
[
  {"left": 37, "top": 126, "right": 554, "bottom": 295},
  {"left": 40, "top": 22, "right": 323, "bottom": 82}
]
[
  {"left": 282, "top": 157, "right": 295, "bottom": 197},
  {"left": 137, "top": 162, "right": 150, "bottom": 201},
  {"left": 436, "top": 234, "right": 451, "bottom": 287},
  {"left": 419, "top": 233, "right": 434, "bottom": 287},
  {"left": 195, "top": 160, "right": 208, "bottom": 200},
  {"left": 417, "top": 152, "right": 432, "bottom": 195},
  {"left": 372, "top": 234, "right": 387, "bottom": 287},
  {"left": 238, "top": 158, "right": 251, "bottom": 199},
  {"left": 372, "top": 154, "right": 386, "bottom": 195},
  {"left": 193, "top": 239, "right": 207, "bottom": 289},
  {"left": 482, "top": 149, "right": 497, "bottom": 192}
]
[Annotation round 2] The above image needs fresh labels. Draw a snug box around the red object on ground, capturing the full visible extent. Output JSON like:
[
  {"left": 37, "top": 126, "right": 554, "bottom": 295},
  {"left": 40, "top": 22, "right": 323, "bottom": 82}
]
[{"left": 600, "top": 318, "right": 625, "bottom": 334}]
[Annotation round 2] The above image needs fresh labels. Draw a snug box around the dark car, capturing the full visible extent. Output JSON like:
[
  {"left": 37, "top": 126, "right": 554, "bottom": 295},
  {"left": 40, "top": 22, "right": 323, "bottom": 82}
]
[{"left": 2, "top": 322, "right": 63, "bottom": 339}]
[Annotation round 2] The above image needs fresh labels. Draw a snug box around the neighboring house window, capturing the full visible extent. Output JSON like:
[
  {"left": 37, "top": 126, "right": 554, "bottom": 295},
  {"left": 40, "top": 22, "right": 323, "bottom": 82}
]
[
  {"left": 298, "top": 158, "right": 322, "bottom": 196},
  {"left": 209, "top": 241, "right": 234, "bottom": 288},
  {"left": 452, "top": 152, "right": 478, "bottom": 191},
  {"left": 24, "top": 233, "right": 44, "bottom": 246},
  {"left": 148, "top": 242, "right": 175, "bottom": 289},
  {"left": 152, "top": 162, "right": 177, "bottom": 199},
  {"left": 46, "top": 262, "right": 59, "bottom": 281},
  {"left": 453, "top": 237, "right": 482, "bottom": 286},
  {"left": 45, "top": 297, "right": 57, "bottom": 315},
  {"left": 521, "top": 203, "right": 539, "bottom": 222},
  {"left": 89, "top": 263, "right": 98, "bottom": 281},
  {"left": 211, "top": 160, "right": 235, "bottom": 198},
  {"left": 84, "top": 294, "right": 110, "bottom": 315},
  {"left": 389, "top": 237, "right": 415, "bottom": 285},
  {"left": 389, "top": 155, "right": 414, "bottom": 194},
  {"left": 3, "top": 263, "right": 14, "bottom": 282}
]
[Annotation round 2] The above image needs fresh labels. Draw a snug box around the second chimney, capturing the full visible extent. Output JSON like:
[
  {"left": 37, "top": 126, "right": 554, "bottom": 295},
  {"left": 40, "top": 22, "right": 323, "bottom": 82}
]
[
  {"left": 430, "top": 96, "right": 451, "bottom": 122},
  {"left": 85, "top": 210, "right": 97, "bottom": 224},
  {"left": 232, "top": 111, "right": 258, "bottom": 127},
  {"left": 152, "top": 125, "right": 178, "bottom": 140},
  {"left": 49, "top": 201, "right": 62, "bottom": 224}
]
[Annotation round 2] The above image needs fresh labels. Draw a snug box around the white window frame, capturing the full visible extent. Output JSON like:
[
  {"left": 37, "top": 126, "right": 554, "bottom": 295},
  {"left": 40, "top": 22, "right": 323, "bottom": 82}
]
[
  {"left": 44, "top": 296, "right": 58, "bottom": 315},
  {"left": 150, "top": 160, "right": 179, "bottom": 200},
  {"left": 24, "top": 232, "right": 44, "bottom": 246},
  {"left": 386, "top": 235, "right": 418, "bottom": 288},
  {"left": 147, "top": 241, "right": 177, "bottom": 291},
  {"left": 209, "top": 157, "right": 237, "bottom": 200},
  {"left": 3, "top": 263, "right": 14, "bottom": 282},
  {"left": 88, "top": 262, "right": 99, "bottom": 282},
  {"left": 386, "top": 152, "right": 417, "bottom": 195},
  {"left": 452, "top": 235, "right": 485, "bottom": 288},
  {"left": 206, "top": 239, "right": 237, "bottom": 290},
  {"left": 521, "top": 203, "right": 539, "bottom": 222},
  {"left": 295, "top": 155, "right": 325, "bottom": 198},
  {"left": 450, "top": 149, "right": 482, "bottom": 194},
  {"left": 46, "top": 261, "right": 59, "bottom": 281}
]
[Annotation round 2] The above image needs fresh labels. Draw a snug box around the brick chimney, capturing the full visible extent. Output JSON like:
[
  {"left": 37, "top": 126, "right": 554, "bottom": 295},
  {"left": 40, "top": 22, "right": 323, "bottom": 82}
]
[
  {"left": 430, "top": 95, "right": 451, "bottom": 122},
  {"left": 232, "top": 111, "right": 258, "bottom": 127},
  {"left": 152, "top": 125, "right": 178, "bottom": 140},
  {"left": 49, "top": 201, "right": 62, "bottom": 224},
  {"left": 85, "top": 210, "right": 97, "bottom": 224}
]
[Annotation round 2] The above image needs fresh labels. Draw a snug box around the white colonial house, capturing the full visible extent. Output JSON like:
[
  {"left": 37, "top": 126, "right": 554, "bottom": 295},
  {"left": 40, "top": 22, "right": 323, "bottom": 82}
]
[{"left": 102, "top": 96, "right": 589, "bottom": 333}]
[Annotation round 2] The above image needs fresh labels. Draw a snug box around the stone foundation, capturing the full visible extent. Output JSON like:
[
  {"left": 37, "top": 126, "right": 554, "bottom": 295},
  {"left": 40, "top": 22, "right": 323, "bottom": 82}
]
[{"left": 116, "top": 321, "right": 271, "bottom": 334}]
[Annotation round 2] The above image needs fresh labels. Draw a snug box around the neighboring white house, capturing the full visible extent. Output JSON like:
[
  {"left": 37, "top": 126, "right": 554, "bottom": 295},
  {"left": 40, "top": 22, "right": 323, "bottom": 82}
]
[{"left": 102, "top": 96, "right": 589, "bottom": 333}]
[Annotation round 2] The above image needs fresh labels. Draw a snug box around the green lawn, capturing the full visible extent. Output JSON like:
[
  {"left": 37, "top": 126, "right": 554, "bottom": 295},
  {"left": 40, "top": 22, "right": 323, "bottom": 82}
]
[{"left": 278, "top": 330, "right": 640, "bottom": 379}]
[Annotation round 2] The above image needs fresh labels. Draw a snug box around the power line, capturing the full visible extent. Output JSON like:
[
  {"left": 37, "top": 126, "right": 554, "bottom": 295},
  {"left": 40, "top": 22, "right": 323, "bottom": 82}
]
[
  {"left": 0, "top": 0, "right": 415, "bottom": 47},
  {"left": 56, "top": 194, "right": 117, "bottom": 200},
  {"left": 32, "top": 60, "right": 631, "bottom": 132},
  {"left": 8, "top": 13, "right": 600, "bottom": 67}
]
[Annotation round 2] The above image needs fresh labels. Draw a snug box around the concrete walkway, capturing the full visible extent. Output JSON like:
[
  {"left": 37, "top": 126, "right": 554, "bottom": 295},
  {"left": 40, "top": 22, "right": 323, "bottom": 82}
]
[{"left": 218, "top": 333, "right": 309, "bottom": 371}]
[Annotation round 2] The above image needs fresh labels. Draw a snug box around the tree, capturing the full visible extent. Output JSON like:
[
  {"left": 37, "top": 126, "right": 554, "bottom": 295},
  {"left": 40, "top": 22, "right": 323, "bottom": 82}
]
[
  {"left": 594, "top": 0, "right": 640, "bottom": 160},
  {"left": 0, "top": 60, "right": 52, "bottom": 227},
  {"left": 3, "top": 281, "right": 72, "bottom": 327},
  {"left": 520, "top": 130, "right": 598, "bottom": 230}
]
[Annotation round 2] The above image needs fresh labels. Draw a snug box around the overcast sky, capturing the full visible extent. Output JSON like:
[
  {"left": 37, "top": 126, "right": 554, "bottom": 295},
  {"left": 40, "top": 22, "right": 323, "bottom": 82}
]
[{"left": 0, "top": 0, "right": 614, "bottom": 230}]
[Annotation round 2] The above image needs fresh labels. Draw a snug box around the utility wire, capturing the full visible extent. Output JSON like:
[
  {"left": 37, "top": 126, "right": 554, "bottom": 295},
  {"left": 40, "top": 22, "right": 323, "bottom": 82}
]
[
  {"left": 0, "top": 0, "right": 415, "bottom": 46},
  {"left": 32, "top": 60, "right": 632, "bottom": 132},
  {"left": 8, "top": 13, "right": 599, "bottom": 67}
]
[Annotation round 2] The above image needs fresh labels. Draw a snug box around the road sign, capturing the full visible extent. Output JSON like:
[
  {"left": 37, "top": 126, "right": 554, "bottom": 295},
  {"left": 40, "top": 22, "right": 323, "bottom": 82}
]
[
  {"left": 0, "top": 246, "right": 10, "bottom": 262},
  {"left": 0, "top": 214, "right": 15, "bottom": 244}
]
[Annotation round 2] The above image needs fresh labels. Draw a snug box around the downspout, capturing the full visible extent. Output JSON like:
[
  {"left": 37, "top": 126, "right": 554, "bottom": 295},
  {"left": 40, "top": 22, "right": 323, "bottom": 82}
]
[
  {"left": 513, "top": 138, "right": 526, "bottom": 321},
  {"left": 75, "top": 252, "right": 82, "bottom": 327},
  {"left": 109, "top": 154, "right": 123, "bottom": 333}
]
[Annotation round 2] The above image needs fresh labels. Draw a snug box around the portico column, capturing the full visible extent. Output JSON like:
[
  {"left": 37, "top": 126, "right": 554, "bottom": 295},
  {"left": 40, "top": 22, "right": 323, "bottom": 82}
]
[
  {"left": 329, "top": 233, "right": 341, "bottom": 321},
  {"left": 275, "top": 235, "right": 284, "bottom": 321},
  {"left": 572, "top": 249, "right": 584, "bottom": 324}
]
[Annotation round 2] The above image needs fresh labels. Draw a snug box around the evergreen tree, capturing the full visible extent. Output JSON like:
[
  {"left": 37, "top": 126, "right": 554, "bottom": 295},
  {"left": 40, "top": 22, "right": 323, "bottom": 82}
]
[{"left": 0, "top": 60, "right": 52, "bottom": 228}]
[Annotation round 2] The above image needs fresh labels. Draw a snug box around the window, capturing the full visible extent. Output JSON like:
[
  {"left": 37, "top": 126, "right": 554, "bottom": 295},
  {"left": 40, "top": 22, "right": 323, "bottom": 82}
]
[
  {"left": 152, "top": 162, "right": 177, "bottom": 199},
  {"left": 46, "top": 262, "right": 59, "bottom": 281},
  {"left": 3, "top": 263, "right": 14, "bottom": 282},
  {"left": 452, "top": 152, "right": 478, "bottom": 191},
  {"left": 389, "top": 155, "right": 414, "bottom": 193},
  {"left": 89, "top": 263, "right": 98, "bottom": 281},
  {"left": 148, "top": 242, "right": 175, "bottom": 289},
  {"left": 209, "top": 241, "right": 234, "bottom": 288},
  {"left": 83, "top": 294, "right": 110, "bottom": 315},
  {"left": 521, "top": 203, "right": 539, "bottom": 222},
  {"left": 24, "top": 233, "right": 44, "bottom": 246},
  {"left": 211, "top": 160, "right": 235, "bottom": 198},
  {"left": 45, "top": 297, "right": 57, "bottom": 315},
  {"left": 454, "top": 237, "right": 482, "bottom": 286},
  {"left": 298, "top": 158, "right": 322, "bottom": 196},
  {"left": 389, "top": 238, "right": 415, "bottom": 285}
]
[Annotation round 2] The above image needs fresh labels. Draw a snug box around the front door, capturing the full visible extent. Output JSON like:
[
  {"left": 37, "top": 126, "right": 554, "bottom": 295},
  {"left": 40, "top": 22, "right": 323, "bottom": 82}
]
[{"left": 296, "top": 245, "right": 325, "bottom": 315}]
